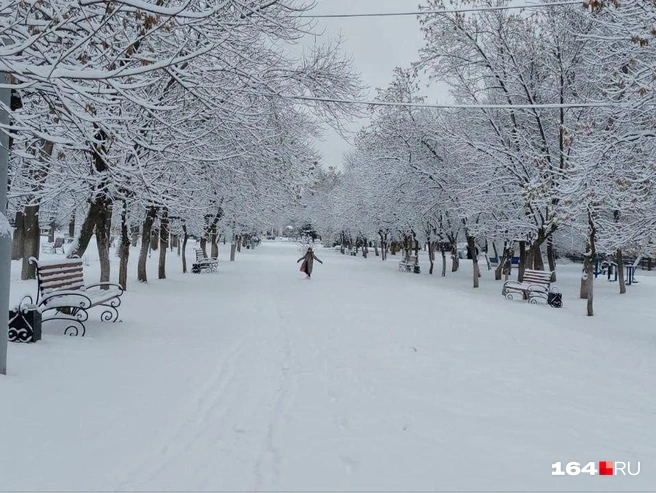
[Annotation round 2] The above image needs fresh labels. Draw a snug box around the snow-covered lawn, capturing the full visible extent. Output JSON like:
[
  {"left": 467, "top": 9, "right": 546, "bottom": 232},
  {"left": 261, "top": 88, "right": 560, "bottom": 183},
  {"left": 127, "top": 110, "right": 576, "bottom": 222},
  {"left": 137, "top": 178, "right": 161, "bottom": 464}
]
[{"left": 1, "top": 241, "right": 654, "bottom": 491}]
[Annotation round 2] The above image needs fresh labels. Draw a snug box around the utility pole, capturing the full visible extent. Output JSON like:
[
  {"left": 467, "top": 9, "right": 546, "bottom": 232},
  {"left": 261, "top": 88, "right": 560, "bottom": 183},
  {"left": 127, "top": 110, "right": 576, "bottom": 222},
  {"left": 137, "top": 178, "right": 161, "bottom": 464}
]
[{"left": 0, "top": 70, "right": 10, "bottom": 375}]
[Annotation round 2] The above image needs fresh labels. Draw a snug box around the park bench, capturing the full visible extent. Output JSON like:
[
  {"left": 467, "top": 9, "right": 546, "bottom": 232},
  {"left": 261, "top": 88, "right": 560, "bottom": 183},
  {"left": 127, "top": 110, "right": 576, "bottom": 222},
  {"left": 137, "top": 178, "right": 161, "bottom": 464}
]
[
  {"left": 30, "top": 257, "right": 124, "bottom": 336},
  {"left": 399, "top": 255, "right": 420, "bottom": 274},
  {"left": 41, "top": 237, "right": 65, "bottom": 254},
  {"left": 502, "top": 268, "right": 561, "bottom": 307},
  {"left": 192, "top": 249, "right": 218, "bottom": 273}
]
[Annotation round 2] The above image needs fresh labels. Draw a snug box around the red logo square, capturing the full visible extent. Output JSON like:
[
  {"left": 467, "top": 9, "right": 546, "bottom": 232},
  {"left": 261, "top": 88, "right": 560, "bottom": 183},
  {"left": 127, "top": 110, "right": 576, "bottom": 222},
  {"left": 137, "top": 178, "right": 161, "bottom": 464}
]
[{"left": 599, "top": 461, "right": 613, "bottom": 476}]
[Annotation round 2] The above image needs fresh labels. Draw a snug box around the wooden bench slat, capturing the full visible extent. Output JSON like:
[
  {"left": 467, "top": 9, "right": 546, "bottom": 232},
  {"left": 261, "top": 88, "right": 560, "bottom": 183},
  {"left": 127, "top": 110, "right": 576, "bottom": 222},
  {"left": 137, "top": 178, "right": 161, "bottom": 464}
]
[
  {"left": 36, "top": 259, "right": 86, "bottom": 298},
  {"left": 39, "top": 263, "right": 83, "bottom": 272},
  {"left": 42, "top": 282, "right": 86, "bottom": 293},
  {"left": 36, "top": 259, "right": 83, "bottom": 269},
  {"left": 41, "top": 276, "right": 85, "bottom": 288},
  {"left": 40, "top": 271, "right": 84, "bottom": 280},
  {"left": 40, "top": 271, "right": 84, "bottom": 283},
  {"left": 42, "top": 283, "right": 86, "bottom": 294}
]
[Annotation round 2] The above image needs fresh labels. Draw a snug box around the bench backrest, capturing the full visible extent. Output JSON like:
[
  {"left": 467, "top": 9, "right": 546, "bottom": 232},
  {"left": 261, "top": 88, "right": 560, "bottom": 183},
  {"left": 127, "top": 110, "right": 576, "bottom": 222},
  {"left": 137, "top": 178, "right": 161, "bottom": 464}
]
[
  {"left": 195, "top": 249, "right": 207, "bottom": 261},
  {"left": 523, "top": 269, "right": 552, "bottom": 285},
  {"left": 33, "top": 257, "right": 85, "bottom": 300},
  {"left": 53, "top": 237, "right": 65, "bottom": 248}
]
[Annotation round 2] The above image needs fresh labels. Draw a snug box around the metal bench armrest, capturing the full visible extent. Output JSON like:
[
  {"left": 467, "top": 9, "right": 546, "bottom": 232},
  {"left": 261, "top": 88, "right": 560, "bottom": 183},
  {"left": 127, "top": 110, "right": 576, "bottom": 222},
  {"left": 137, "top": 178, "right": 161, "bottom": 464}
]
[
  {"left": 502, "top": 280, "right": 524, "bottom": 289},
  {"left": 525, "top": 283, "right": 549, "bottom": 292},
  {"left": 39, "top": 291, "right": 93, "bottom": 309},
  {"left": 84, "top": 283, "right": 124, "bottom": 295}
]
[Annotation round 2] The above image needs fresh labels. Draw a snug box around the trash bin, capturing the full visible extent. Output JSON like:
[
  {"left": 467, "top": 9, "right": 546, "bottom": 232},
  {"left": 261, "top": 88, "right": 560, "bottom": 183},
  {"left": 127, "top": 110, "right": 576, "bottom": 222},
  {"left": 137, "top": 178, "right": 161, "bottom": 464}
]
[
  {"left": 547, "top": 290, "right": 563, "bottom": 308},
  {"left": 8, "top": 296, "right": 42, "bottom": 343}
]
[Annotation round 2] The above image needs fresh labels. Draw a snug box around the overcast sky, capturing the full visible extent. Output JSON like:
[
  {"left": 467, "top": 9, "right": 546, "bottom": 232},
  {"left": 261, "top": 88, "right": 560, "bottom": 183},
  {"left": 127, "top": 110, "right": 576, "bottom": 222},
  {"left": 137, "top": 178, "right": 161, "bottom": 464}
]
[{"left": 301, "top": 0, "right": 447, "bottom": 170}]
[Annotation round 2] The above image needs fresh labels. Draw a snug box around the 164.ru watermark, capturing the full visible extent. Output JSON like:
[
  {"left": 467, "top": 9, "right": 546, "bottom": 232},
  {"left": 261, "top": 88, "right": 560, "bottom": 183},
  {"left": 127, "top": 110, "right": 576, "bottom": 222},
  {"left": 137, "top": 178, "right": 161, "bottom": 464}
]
[{"left": 552, "top": 462, "right": 640, "bottom": 476}]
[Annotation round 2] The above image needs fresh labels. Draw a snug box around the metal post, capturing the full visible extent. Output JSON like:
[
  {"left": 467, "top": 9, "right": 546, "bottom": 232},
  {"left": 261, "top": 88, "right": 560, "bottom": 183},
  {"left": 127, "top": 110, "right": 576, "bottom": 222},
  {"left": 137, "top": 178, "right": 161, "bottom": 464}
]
[{"left": 0, "top": 71, "right": 11, "bottom": 375}]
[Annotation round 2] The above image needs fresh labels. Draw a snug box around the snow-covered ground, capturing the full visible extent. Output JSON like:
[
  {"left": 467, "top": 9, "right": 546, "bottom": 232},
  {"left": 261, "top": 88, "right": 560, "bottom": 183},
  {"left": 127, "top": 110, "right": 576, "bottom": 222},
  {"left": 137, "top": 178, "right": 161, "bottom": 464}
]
[{"left": 1, "top": 240, "right": 654, "bottom": 491}]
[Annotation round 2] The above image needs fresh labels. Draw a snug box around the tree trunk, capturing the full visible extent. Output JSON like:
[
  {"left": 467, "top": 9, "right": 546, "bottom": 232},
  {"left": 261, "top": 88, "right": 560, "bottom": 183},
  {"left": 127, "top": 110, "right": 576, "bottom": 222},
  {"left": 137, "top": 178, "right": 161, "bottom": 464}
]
[
  {"left": 130, "top": 226, "right": 139, "bottom": 247},
  {"left": 531, "top": 242, "right": 545, "bottom": 271},
  {"left": 466, "top": 235, "right": 480, "bottom": 288},
  {"left": 20, "top": 139, "right": 53, "bottom": 276},
  {"left": 182, "top": 223, "right": 189, "bottom": 273},
  {"left": 526, "top": 243, "right": 535, "bottom": 272},
  {"left": 586, "top": 224, "right": 596, "bottom": 316},
  {"left": 118, "top": 201, "right": 130, "bottom": 291},
  {"left": 580, "top": 216, "right": 596, "bottom": 317},
  {"left": 428, "top": 241, "right": 436, "bottom": 275},
  {"left": 494, "top": 242, "right": 505, "bottom": 281},
  {"left": 580, "top": 252, "right": 590, "bottom": 300},
  {"left": 451, "top": 244, "right": 459, "bottom": 272},
  {"left": 230, "top": 240, "right": 237, "bottom": 261},
  {"left": 484, "top": 241, "right": 492, "bottom": 271},
  {"left": 48, "top": 222, "right": 55, "bottom": 243},
  {"left": 21, "top": 204, "right": 40, "bottom": 280},
  {"left": 68, "top": 214, "right": 76, "bottom": 239},
  {"left": 69, "top": 125, "right": 111, "bottom": 260},
  {"left": 150, "top": 228, "right": 159, "bottom": 251},
  {"left": 200, "top": 237, "right": 207, "bottom": 256},
  {"left": 547, "top": 236, "right": 557, "bottom": 282},
  {"left": 518, "top": 241, "right": 527, "bottom": 282},
  {"left": 11, "top": 211, "right": 24, "bottom": 260},
  {"left": 210, "top": 224, "right": 218, "bottom": 259},
  {"left": 68, "top": 200, "right": 103, "bottom": 259},
  {"left": 158, "top": 209, "right": 168, "bottom": 279},
  {"left": 137, "top": 207, "right": 157, "bottom": 282},
  {"left": 95, "top": 198, "right": 113, "bottom": 287},
  {"left": 230, "top": 224, "right": 237, "bottom": 261},
  {"left": 441, "top": 247, "right": 446, "bottom": 277},
  {"left": 616, "top": 248, "right": 626, "bottom": 294},
  {"left": 613, "top": 211, "right": 625, "bottom": 294}
]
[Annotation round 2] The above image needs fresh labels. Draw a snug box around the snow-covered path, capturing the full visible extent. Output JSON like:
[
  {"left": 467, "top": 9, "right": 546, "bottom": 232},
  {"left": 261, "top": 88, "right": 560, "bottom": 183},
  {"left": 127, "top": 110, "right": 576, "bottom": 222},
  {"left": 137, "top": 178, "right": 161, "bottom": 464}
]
[{"left": 1, "top": 241, "right": 654, "bottom": 491}]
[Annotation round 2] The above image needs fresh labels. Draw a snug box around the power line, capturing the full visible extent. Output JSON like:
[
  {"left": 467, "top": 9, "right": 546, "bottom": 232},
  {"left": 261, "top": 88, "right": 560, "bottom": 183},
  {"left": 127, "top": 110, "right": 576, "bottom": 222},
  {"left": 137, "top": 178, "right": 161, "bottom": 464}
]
[
  {"left": 265, "top": 93, "right": 615, "bottom": 110},
  {"left": 299, "top": 1, "right": 582, "bottom": 19}
]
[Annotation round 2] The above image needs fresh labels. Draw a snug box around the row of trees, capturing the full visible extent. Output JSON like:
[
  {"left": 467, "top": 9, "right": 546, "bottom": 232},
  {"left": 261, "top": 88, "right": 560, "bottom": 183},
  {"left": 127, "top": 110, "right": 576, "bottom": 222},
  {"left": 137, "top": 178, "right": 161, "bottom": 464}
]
[
  {"left": 2, "top": 0, "right": 361, "bottom": 289},
  {"left": 300, "top": 0, "right": 656, "bottom": 316}
]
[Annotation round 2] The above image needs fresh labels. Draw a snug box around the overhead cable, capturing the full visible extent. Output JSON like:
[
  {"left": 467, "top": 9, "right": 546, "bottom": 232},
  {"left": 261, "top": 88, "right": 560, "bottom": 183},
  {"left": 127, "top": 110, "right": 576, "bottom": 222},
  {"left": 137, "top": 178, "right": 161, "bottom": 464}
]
[{"left": 299, "top": 1, "right": 583, "bottom": 19}]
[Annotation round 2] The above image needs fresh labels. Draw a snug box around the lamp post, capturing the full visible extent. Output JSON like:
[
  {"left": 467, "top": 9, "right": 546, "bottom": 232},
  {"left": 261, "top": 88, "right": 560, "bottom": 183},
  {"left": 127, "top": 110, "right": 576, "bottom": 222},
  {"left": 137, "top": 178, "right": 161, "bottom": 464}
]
[{"left": 0, "top": 70, "right": 10, "bottom": 375}]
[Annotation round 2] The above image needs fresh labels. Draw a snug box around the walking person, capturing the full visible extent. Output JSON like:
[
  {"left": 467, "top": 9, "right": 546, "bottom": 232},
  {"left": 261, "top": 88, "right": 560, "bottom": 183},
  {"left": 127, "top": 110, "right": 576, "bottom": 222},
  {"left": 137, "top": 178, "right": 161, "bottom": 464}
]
[{"left": 297, "top": 247, "right": 323, "bottom": 279}]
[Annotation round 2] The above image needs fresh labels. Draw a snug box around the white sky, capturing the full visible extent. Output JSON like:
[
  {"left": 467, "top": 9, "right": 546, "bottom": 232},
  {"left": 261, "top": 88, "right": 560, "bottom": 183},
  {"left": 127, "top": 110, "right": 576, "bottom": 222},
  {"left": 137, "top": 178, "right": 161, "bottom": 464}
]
[{"left": 301, "top": 0, "right": 448, "bottom": 170}]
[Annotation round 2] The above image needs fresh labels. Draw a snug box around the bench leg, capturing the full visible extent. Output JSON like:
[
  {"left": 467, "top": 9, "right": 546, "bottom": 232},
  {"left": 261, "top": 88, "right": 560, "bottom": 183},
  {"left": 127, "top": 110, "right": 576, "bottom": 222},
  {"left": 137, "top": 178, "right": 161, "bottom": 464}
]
[
  {"left": 41, "top": 306, "right": 88, "bottom": 337},
  {"left": 99, "top": 297, "right": 121, "bottom": 322},
  {"left": 504, "top": 290, "right": 526, "bottom": 301}
]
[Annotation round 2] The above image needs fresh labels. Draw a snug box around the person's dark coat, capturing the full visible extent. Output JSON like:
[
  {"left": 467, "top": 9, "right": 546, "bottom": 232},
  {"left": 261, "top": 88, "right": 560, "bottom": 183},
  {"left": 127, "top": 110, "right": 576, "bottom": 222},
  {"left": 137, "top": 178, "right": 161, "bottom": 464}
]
[{"left": 297, "top": 249, "right": 323, "bottom": 275}]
